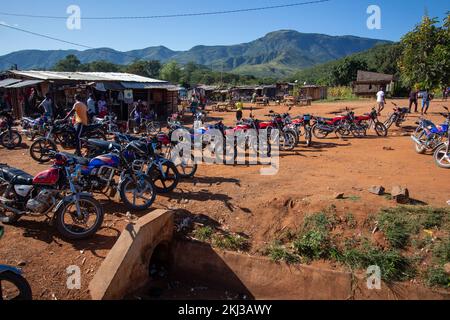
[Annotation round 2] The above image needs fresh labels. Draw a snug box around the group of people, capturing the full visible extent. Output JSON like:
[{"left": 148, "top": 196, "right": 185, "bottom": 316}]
[
  {"left": 130, "top": 100, "right": 157, "bottom": 128},
  {"left": 376, "top": 87, "right": 439, "bottom": 115}
]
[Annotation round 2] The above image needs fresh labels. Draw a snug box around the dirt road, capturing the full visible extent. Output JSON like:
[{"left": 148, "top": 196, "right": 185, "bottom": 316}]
[{"left": 0, "top": 98, "right": 448, "bottom": 299}]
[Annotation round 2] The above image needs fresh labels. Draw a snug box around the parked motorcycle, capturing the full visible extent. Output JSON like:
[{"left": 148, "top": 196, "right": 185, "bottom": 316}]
[
  {"left": 93, "top": 112, "right": 120, "bottom": 136},
  {"left": 21, "top": 115, "right": 50, "bottom": 142},
  {"left": 312, "top": 112, "right": 354, "bottom": 139},
  {"left": 433, "top": 107, "right": 450, "bottom": 169},
  {"left": 30, "top": 120, "right": 107, "bottom": 163},
  {"left": 0, "top": 154, "right": 104, "bottom": 240},
  {"left": 0, "top": 226, "right": 32, "bottom": 300},
  {"left": 0, "top": 111, "right": 22, "bottom": 149},
  {"left": 288, "top": 114, "right": 313, "bottom": 147},
  {"left": 384, "top": 103, "right": 409, "bottom": 129},
  {"left": 65, "top": 139, "right": 158, "bottom": 210},
  {"left": 354, "top": 108, "right": 388, "bottom": 137},
  {"left": 411, "top": 109, "right": 449, "bottom": 154}
]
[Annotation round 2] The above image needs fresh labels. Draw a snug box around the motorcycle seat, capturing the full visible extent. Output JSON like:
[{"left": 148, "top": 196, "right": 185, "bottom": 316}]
[
  {"left": 0, "top": 166, "right": 34, "bottom": 185},
  {"left": 59, "top": 152, "right": 90, "bottom": 166},
  {"left": 87, "top": 139, "right": 121, "bottom": 152}
]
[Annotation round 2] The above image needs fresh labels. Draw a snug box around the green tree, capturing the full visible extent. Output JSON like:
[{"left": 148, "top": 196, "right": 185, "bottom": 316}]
[
  {"left": 123, "top": 60, "right": 161, "bottom": 78},
  {"left": 81, "top": 60, "right": 120, "bottom": 72},
  {"left": 330, "top": 57, "right": 368, "bottom": 86},
  {"left": 160, "top": 61, "right": 182, "bottom": 83},
  {"left": 53, "top": 54, "right": 81, "bottom": 72},
  {"left": 399, "top": 14, "right": 450, "bottom": 90}
]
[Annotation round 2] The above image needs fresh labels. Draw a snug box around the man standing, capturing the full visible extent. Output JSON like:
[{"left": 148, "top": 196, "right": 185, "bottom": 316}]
[
  {"left": 235, "top": 99, "right": 244, "bottom": 122},
  {"left": 409, "top": 88, "right": 418, "bottom": 113},
  {"left": 421, "top": 89, "right": 432, "bottom": 115},
  {"left": 62, "top": 94, "right": 88, "bottom": 156},
  {"left": 38, "top": 93, "right": 54, "bottom": 120},
  {"left": 87, "top": 94, "right": 97, "bottom": 120},
  {"left": 376, "top": 87, "right": 386, "bottom": 115}
]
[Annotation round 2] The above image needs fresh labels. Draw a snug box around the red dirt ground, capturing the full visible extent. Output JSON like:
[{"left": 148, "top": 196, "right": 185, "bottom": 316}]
[{"left": 0, "top": 98, "right": 449, "bottom": 300}]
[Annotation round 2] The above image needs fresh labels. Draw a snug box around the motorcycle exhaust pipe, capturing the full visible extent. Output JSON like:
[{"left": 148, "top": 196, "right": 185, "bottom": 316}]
[
  {"left": 0, "top": 202, "right": 25, "bottom": 216},
  {"left": 410, "top": 135, "right": 422, "bottom": 145}
]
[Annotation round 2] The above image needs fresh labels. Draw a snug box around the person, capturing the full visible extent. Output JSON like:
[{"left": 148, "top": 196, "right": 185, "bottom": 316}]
[
  {"left": 444, "top": 87, "right": 449, "bottom": 101},
  {"left": 38, "top": 93, "right": 54, "bottom": 120},
  {"left": 61, "top": 94, "right": 88, "bottom": 156},
  {"left": 190, "top": 97, "right": 199, "bottom": 115},
  {"left": 421, "top": 89, "right": 432, "bottom": 115},
  {"left": 87, "top": 94, "right": 97, "bottom": 119},
  {"left": 235, "top": 99, "right": 244, "bottom": 122},
  {"left": 408, "top": 89, "right": 418, "bottom": 113},
  {"left": 376, "top": 87, "right": 386, "bottom": 115},
  {"left": 252, "top": 91, "right": 258, "bottom": 104},
  {"left": 98, "top": 96, "right": 108, "bottom": 118}
]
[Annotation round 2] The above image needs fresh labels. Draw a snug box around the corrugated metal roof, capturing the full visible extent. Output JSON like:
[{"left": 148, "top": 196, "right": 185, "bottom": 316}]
[
  {"left": 5, "top": 80, "right": 44, "bottom": 88},
  {"left": 121, "top": 82, "right": 179, "bottom": 90},
  {"left": 0, "top": 78, "right": 22, "bottom": 88},
  {"left": 9, "top": 70, "right": 168, "bottom": 83}
]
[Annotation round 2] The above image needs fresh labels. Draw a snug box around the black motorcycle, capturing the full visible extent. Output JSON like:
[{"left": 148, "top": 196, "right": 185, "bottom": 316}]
[
  {"left": 29, "top": 120, "right": 106, "bottom": 163},
  {"left": 384, "top": 103, "right": 409, "bottom": 129},
  {"left": 0, "top": 111, "right": 22, "bottom": 149}
]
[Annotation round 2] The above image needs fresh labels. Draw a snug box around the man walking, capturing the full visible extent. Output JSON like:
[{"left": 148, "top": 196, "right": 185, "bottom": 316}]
[
  {"left": 235, "top": 99, "right": 244, "bottom": 122},
  {"left": 376, "top": 87, "right": 386, "bottom": 115},
  {"left": 421, "top": 89, "right": 432, "bottom": 115},
  {"left": 409, "top": 88, "right": 418, "bottom": 113},
  {"left": 61, "top": 94, "right": 88, "bottom": 156}
]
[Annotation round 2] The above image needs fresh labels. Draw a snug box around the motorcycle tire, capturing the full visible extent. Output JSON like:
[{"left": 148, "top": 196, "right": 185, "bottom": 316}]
[
  {"left": 414, "top": 129, "right": 427, "bottom": 154},
  {"left": 305, "top": 128, "right": 313, "bottom": 147},
  {"left": 374, "top": 122, "right": 388, "bottom": 137},
  {"left": 0, "top": 271, "right": 32, "bottom": 300},
  {"left": 174, "top": 153, "right": 198, "bottom": 179},
  {"left": 0, "top": 130, "right": 22, "bottom": 150},
  {"left": 119, "top": 175, "right": 157, "bottom": 211},
  {"left": 30, "top": 138, "right": 58, "bottom": 163},
  {"left": 312, "top": 124, "right": 330, "bottom": 139},
  {"left": 281, "top": 131, "right": 296, "bottom": 151},
  {"left": 55, "top": 195, "right": 104, "bottom": 240},
  {"left": 150, "top": 162, "right": 180, "bottom": 194},
  {"left": 434, "top": 144, "right": 450, "bottom": 169}
]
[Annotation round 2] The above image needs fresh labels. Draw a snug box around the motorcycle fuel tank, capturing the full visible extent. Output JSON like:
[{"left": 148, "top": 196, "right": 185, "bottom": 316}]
[
  {"left": 89, "top": 154, "right": 120, "bottom": 170},
  {"left": 33, "top": 168, "right": 60, "bottom": 186}
]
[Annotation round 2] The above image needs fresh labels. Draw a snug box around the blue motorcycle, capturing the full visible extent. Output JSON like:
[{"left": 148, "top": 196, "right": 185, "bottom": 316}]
[
  {"left": 411, "top": 111, "right": 449, "bottom": 154},
  {"left": 0, "top": 226, "right": 32, "bottom": 300},
  {"left": 434, "top": 107, "right": 450, "bottom": 169}
]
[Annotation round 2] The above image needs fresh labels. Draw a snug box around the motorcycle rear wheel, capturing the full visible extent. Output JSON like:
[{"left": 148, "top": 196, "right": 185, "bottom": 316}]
[
  {"left": 312, "top": 124, "right": 330, "bottom": 139},
  {"left": 150, "top": 162, "right": 180, "bottom": 194},
  {"left": 0, "top": 271, "right": 32, "bottom": 300},
  {"left": 119, "top": 175, "right": 156, "bottom": 211},
  {"left": 374, "top": 122, "right": 388, "bottom": 137},
  {"left": 30, "top": 138, "right": 58, "bottom": 163},
  {"left": 0, "top": 130, "right": 22, "bottom": 149}
]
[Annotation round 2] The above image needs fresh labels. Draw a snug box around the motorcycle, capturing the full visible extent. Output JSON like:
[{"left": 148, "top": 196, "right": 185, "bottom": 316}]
[
  {"left": 0, "top": 111, "right": 22, "bottom": 149},
  {"left": 0, "top": 226, "right": 33, "bottom": 300},
  {"left": 93, "top": 112, "right": 120, "bottom": 136},
  {"left": 287, "top": 114, "right": 313, "bottom": 147},
  {"left": 384, "top": 103, "right": 409, "bottom": 129},
  {"left": 65, "top": 140, "right": 158, "bottom": 210},
  {"left": 411, "top": 109, "right": 449, "bottom": 154},
  {"left": 354, "top": 108, "right": 388, "bottom": 137},
  {"left": 312, "top": 112, "right": 352, "bottom": 139},
  {"left": 433, "top": 108, "right": 450, "bottom": 169},
  {"left": 21, "top": 115, "right": 50, "bottom": 142},
  {"left": 132, "top": 113, "right": 161, "bottom": 135},
  {"left": 29, "top": 120, "right": 107, "bottom": 163},
  {"left": 0, "top": 154, "right": 104, "bottom": 240}
]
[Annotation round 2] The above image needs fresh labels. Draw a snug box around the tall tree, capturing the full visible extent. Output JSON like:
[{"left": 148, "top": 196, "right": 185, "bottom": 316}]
[
  {"left": 330, "top": 57, "right": 368, "bottom": 86},
  {"left": 123, "top": 60, "right": 161, "bottom": 78},
  {"left": 160, "top": 61, "right": 182, "bottom": 83},
  {"left": 399, "top": 14, "right": 450, "bottom": 89},
  {"left": 53, "top": 54, "right": 81, "bottom": 72}
]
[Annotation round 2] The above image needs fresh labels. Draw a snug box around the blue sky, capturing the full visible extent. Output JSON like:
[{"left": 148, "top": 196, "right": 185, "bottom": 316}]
[{"left": 0, "top": 0, "right": 448, "bottom": 55}]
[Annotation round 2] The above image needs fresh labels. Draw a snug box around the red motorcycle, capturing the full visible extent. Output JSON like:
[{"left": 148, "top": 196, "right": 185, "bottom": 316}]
[{"left": 354, "top": 108, "right": 388, "bottom": 137}]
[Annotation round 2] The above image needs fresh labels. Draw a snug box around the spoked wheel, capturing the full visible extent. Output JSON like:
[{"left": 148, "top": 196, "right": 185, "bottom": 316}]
[
  {"left": 119, "top": 175, "right": 156, "bottom": 211},
  {"left": 312, "top": 124, "right": 330, "bottom": 139},
  {"left": 280, "top": 131, "right": 296, "bottom": 151},
  {"left": 434, "top": 144, "right": 450, "bottom": 169},
  {"left": 351, "top": 126, "right": 367, "bottom": 138},
  {"left": 0, "top": 272, "right": 32, "bottom": 300},
  {"left": 55, "top": 195, "right": 104, "bottom": 240},
  {"left": 146, "top": 122, "right": 162, "bottom": 135},
  {"left": 374, "top": 122, "right": 388, "bottom": 137},
  {"left": 30, "top": 138, "right": 58, "bottom": 163},
  {"left": 151, "top": 162, "right": 180, "bottom": 194},
  {"left": 1, "top": 130, "right": 22, "bottom": 149}
]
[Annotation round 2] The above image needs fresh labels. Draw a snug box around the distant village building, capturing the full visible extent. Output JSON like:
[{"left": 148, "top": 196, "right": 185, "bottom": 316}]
[
  {"left": 0, "top": 70, "right": 179, "bottom": 120},
  {"left": 299, "top": 85, "right": 328, "bottom": 101},
  {"left": 352, "top": 70, "right": 395, "bottom": 97}
]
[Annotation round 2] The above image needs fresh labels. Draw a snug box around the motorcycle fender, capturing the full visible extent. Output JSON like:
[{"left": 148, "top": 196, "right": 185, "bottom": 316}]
[
  {"left": 53, "top": 193, "right": 94, "bottom": 214},
  {"left": 432, "top": 142, "right": 446, "bottom": 151},
  {"left": 0, "top": 265, "right": 22, "bottom": 276}
]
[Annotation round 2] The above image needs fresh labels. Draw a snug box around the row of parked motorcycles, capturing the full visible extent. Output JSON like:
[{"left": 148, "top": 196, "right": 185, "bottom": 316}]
[{"left": 411, "top": 106, "right": 450, "bottom": 169}]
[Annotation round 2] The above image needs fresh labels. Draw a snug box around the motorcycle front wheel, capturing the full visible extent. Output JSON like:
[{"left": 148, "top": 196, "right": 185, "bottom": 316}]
[
  {"left": 55, "top": 195, "right": 104, "bottom": 240},
  {"left": 0, "top": 271, "right": 32, "bottom": 300},
  {"left": 434, "top": 144, "right": 450, "bottom": 169},
  {"left": 119, "top": 175, "right": 156, "bottom": 211},
  {"left": 149, "top": 161, "right": 180, "bottom": 194},
  {"left": 312, "top": 124, "right": 330, "bottom": 139},
  {"left": 30, "top": 138, "right": 58, "bottom": 163},
  {"left": 0, "top": 130, "right": 22, "bottom": 149},
  {"left": 374, "top": 122, "right": 388, "bottom": 137}
]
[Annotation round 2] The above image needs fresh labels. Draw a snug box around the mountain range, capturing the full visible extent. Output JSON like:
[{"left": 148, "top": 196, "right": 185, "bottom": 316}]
[{"left": 0, "top": 30, "right": 391, "bottom": 78}]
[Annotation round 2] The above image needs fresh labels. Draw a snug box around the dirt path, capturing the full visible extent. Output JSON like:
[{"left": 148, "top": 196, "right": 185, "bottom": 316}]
[{"left": 0, "top": 98, "right": 449, "bottom": 299}]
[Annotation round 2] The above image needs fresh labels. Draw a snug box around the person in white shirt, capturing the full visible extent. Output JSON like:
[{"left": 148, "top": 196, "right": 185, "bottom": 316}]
[
  {"left": 376, "top": 88, "right": 386, "bottom": 115},
  {"left": 87, "top": 94, "right": 97, "bottom": 118}
]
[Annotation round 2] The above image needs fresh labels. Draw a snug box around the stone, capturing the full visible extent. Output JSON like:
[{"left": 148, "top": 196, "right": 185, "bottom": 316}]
[
  {"left": 368, "top": 185, "right": 385, "bottom": 196},
  {"left": 391, "top": 186, "right": 410, "bottom": 204},
  {"left": 333, "top": 192, "right": 345, "bottom": 200}
]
